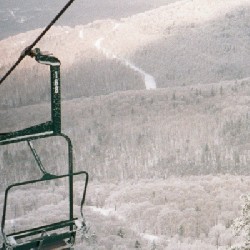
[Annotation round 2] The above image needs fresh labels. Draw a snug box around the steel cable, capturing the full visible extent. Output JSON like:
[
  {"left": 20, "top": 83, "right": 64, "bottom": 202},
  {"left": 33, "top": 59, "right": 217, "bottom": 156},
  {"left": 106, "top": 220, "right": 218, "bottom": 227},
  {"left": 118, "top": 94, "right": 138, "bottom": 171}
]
[{"left": 0, "top": 0, "right": 77, "bottom": 85}]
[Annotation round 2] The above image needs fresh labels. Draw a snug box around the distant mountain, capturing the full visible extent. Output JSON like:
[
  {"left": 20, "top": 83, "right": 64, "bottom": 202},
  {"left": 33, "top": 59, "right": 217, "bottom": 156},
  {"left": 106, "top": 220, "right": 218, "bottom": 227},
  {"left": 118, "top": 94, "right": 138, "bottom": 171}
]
[
  {"left": 1, "top": 0, "right": 250, "bottom": 187},
  {"left": 0, "top": 0, "right": 178, "bottom": 40},
  {"left": 103, "top": 0, "right": 250, "bottom": 87},
  {"left": 1, "top": 0, "right": 250, "bottom": 109}
]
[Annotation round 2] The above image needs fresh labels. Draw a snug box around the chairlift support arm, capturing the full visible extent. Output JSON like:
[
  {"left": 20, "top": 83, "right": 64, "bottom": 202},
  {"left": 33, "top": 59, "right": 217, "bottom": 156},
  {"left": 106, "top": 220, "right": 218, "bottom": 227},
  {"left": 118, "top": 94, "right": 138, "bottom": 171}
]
[{"left": 0, "top": 48, "right": 61, "bottom": 144}]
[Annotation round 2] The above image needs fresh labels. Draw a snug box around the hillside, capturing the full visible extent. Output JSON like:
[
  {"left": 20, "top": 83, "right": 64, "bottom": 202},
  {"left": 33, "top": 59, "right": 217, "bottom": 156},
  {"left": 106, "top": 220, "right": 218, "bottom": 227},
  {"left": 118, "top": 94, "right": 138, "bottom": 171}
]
[
  {"left": 1, "top": 0, "right": 250, "bottom": 108},
  {"left": 0, "top": 78, "right": 249, "bottom": 188},
  {"left": 103, "top": 0, "right": 250, "bottom": 87},
  {"left": 1, "top": 1, "right": 250, "bottom": 249},
  {"left": 0, "top": 176, "right": 249, "bottom": 249}
]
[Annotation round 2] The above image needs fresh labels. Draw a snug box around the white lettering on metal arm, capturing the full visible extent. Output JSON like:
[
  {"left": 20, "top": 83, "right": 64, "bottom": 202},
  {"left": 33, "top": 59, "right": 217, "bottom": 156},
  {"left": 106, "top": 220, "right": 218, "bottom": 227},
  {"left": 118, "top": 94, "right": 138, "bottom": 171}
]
[{"left": 55, "top": 71, "right": 59, "bottom": 94}]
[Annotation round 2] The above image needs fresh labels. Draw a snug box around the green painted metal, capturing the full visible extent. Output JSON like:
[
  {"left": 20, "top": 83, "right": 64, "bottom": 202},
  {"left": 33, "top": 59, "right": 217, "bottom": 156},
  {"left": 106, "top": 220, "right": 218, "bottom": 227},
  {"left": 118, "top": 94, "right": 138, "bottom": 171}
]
[
  {"left": 0, "top": 49, "right": 89, "bottom": 250},
  {"left": 27, "top": 140, "right": 48, "bottom": 176},
  {"left": 31, "top": 48, "right": 61, "bottom": 135},
  {"left": 0, "top": 122, "right": 53, "bottom": 143},
  {"left": 1, "top": 170, "right": 88, "bottom": 250},
  {"left": 0, "top": 48, "right": 61, "bottom": 144}
]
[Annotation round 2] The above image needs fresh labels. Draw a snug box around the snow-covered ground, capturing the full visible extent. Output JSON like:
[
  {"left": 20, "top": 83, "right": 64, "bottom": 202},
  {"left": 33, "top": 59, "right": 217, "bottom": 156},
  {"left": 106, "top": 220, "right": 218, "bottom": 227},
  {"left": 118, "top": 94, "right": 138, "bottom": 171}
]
[
  {"left": 1, "top": 0, "right": 250, "bottom": 249},
  {"left": 1, "top": 176, "right": 247, "bottom": 249},
  {"left": 94, "top": 23, "right": 157, "bottom": 90}
]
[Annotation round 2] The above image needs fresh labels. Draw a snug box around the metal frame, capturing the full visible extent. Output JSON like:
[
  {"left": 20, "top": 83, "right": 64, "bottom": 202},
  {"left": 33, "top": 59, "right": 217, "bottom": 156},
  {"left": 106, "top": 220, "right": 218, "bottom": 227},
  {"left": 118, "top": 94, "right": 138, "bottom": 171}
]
[
  {"left": 0, "top": 49, "right": 88, "bottom": 249},
  {"left": 0, "top": 48, "right": 61, "bottom": 143},
  {"left": 1, "top": 169, "right": 88, "bottom": 250}
]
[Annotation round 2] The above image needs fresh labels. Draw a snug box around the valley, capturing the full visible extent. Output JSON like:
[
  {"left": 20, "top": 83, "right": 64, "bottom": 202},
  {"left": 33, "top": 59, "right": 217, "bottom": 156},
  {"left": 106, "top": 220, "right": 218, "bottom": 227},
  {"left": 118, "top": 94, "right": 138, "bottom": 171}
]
[{"left": 1, "top": 0, "right": 250, "bottom": 249}]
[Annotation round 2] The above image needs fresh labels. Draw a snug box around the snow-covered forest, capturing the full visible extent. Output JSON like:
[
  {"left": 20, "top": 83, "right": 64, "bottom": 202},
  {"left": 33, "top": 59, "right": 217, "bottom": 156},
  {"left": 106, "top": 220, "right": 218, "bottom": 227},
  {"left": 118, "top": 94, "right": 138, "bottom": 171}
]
[
  {"left": 1, "top": 0, "right": 250, "bottom": 249},
  {"left": 1, "top": 79, "right": 249, "bottom": 185},
  {"left": 0, "top": 176, "right": 249, "bottom": 249}
]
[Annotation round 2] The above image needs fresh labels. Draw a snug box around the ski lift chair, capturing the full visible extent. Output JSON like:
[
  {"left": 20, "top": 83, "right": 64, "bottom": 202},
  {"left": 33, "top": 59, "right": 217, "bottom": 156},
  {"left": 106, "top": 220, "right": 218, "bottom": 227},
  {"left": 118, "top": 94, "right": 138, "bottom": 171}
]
[{"left": 0, "top": 48, "right": 88, "bottom": 250}]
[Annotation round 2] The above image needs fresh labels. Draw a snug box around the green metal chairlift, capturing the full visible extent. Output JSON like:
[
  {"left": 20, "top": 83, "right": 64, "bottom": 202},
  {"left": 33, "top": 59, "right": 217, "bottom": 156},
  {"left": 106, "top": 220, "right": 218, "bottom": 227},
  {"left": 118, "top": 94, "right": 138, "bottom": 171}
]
[{"left": 0, "top": 48, "right": 88, "bottom": 250}]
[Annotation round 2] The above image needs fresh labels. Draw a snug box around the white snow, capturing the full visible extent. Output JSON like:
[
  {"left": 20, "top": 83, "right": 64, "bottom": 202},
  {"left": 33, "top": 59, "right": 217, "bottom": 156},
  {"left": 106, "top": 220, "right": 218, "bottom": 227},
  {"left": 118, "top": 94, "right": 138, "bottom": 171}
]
[
  {"left": 17, "top": 17, "right": 26, "bottom": 24},
  {"left": 79, "top": 30, "right": 84, "bottom": 39},
  {"left": 94, "top": 23, "right": 157, "bottom": 90},
  {"left": 89, "top": 206, "right": 125, "bottom": 222},
  {"left": 94, "top": 37, "right": 104, "bottom": 51},
  {"left": 113, "top": 23, "right": 120, "bottom": 31},
  {"left": 141, "top": 233, "right": 160, "bottom": 242},
  {"left": 8, "top": 10, "right": 16, "bottom": 18},
  {"left": 124, "top": 59, "right": 157, "bottom": 90},
  {"left": 90, "top": 206, "right": 114, "bottom": 216},
  {"left": 7, "top": 236, "right": 17, "bottom": 246}
]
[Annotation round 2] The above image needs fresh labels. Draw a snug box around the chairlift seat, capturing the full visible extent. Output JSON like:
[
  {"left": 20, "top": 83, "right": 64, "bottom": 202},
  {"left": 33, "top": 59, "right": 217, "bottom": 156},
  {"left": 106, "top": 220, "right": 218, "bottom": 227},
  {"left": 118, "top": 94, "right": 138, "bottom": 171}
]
[
  {"left": 2, "top": 219, "right": 78, "bottom": 250},
  {"left": 1, "top": 170, "right": 88, "bottom": 250}
]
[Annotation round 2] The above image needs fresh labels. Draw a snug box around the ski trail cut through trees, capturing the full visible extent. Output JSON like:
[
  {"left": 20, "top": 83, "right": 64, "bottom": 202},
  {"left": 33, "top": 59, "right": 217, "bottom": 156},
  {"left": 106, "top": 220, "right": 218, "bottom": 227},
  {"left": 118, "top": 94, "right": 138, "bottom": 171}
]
[
  {"left": 89, "top": 206, "right": 160, "bottom": 244},
  {"left": 79, "top": 29, "right": 84, "bottom": 39},
  {"left": 94, "top": 23, "right": 157, "bottom": 90}
]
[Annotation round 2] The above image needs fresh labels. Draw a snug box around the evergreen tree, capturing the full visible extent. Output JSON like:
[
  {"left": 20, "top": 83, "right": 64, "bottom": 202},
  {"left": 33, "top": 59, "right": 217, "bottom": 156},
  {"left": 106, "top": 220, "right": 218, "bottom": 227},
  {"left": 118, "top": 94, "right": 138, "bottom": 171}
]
[
  {"left": 220, "top": 85, "right": 223, "bottom": 95},
  {"left": 172, "top": 92, "right": 176, "bottom": 101},
  {"left": 178, "top": 225, "right": 185, "bottom": 238},
  {"left": 135, "top": 240, "right": 141, "bottom": 248},
  {"left": 151, "top": 240, "right": 157, "bottom": 250},
  {"left": 117, "top": 228, "right": 125, "bottom": 238},
  {"left": 231, "top": 195, "right": 250, "bottom": 249},
  {"left": 210, "top": 87, "right": 215, "bottom": 96}
]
